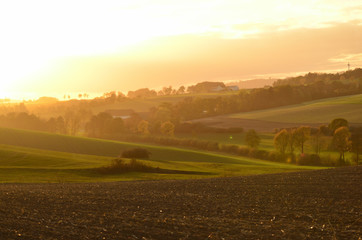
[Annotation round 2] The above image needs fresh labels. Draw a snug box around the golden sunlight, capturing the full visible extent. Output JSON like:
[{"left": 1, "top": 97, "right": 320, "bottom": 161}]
[{"left": 0, "top": 0, "right": 361, "bottom": 99}]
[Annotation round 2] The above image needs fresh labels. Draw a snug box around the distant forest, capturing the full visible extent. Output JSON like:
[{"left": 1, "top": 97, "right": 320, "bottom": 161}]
[
  {"left": 0, "top": 68, "right": 361, "bottom": 134},
  {"left": 169, "top": 68, "right": 362, "bottom": 120}
]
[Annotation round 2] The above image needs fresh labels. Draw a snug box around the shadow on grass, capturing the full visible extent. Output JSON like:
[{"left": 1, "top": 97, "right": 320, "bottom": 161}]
[{"left": 96, "top": 159, "right": 211, "bottom": 175}]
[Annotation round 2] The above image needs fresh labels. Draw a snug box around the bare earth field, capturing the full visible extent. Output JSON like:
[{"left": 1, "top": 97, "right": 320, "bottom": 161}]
[{"left": 0, "top": 166, "right": 361, "bottom": 240}]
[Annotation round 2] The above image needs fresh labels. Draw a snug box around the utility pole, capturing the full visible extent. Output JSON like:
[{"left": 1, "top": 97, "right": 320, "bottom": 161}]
[{"left": 348, "top": 62, "right": 350, "bottom": 71}]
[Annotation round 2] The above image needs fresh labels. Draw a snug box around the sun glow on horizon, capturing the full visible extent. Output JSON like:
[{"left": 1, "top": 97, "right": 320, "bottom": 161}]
[{"left": 0, "top": 0, "right": 361, "bottom": 99}]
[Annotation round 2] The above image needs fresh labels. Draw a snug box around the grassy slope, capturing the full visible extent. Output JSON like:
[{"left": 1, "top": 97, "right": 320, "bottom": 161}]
[
  {"left": 228, "top": 94, "right": 362, "bottom": 124},
  {"left": 177, "top": 132, "right": 275, "bottom": 151},
  {"left": 0, "top": 128, "right": 321, "bottom": 182}
]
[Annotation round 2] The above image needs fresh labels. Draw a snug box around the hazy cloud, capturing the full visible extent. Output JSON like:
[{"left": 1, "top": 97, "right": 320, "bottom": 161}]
[{"left": 24, "top": 21, "right": 361, "bottom": 95}]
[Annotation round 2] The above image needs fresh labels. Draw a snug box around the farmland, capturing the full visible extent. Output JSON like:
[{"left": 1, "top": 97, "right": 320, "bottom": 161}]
[
  {"left": 0, "top": 166, "right": 360, "bottom": 239},
  {"left": 0, "top": 127, "right": 321, "bottom": 183},
  {"left": 190, "top": 94, "right": 362, "bottom": 131}
]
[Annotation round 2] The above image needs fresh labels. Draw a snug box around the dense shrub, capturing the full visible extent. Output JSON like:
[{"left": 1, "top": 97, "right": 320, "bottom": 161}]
[
  {"left": 97, "top": 159, "right": 154, "bottom": 174},
  {"left": 267, "top": 151, "right": 285, "bottom": 162},
  {"left": 297, "top": 153, "right": 321, "bottom": 166},
  {"left": 220, "top": 144, "right": 239, "bottom": 155},
  {"left": 319, "top": 154, "right": 337, "bottom": 166},
  {"left": 237, "top": 146, "right": 250, "bottom": 156},
  {"left": 249, "top": 149, "right": 269, "bottom": 160},
  {"left": 121, "top": 148, "right": 151, "bottom": 159}
]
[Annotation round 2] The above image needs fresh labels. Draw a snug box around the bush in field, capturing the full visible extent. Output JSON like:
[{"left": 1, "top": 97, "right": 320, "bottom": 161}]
[
  {"left": 97, "top": 158, "right": 153, "bottom": 174},
  {"left": 249, "top": 149, "right": 269, "bottom": 160},
  {"left": 121, "top": 148, "right": 151, "bottom": 159},
  {"left": 268, "top": 151, "right": 285, "bottom": 162},
  {"left": 237, "top": 146, "right": 250, "bottom": 156},
  {"left": 220, "top": 144, "right": 239, "bottom": 155},
  {"left": 206, "top": 141, "right": 219, "bottom": 151},
  {"left": 285, "top": 153, "right": 296, "bottom": 164},
  {"left": 296, "top": 153, "right": 321, "bottom": 166}
]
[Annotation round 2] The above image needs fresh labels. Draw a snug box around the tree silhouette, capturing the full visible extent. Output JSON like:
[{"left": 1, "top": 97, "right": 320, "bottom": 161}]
[
  {"left": 294, "top": 126, "right": 311, "bottom": 154},
  {"left": 329, "top": 118, "right": 348, "bottom": 135},
  {"left": 245, "top": 129, "right": 260, "bottom": 149},
  {"left": 160, "top": 121, "right": 175, "bottom": 137},
  {"left": 137, "top": 120, "right": 150, "bottom": 136},
  {"left": 333, "top": 126, "right": 351, "bottom": 164},
  {"left": 274, "top": 129, "right": 289, "bottom": 155}
]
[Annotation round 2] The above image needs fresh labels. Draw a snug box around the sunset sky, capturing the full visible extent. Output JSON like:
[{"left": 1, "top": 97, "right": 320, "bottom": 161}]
[{"left": 0, "top": 0, "right": 361, "bottom": 99}]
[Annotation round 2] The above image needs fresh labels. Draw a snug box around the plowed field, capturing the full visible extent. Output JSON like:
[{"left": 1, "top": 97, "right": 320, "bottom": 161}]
[{"left": 0, "top": 166, "right": 361, "bottom": 239}]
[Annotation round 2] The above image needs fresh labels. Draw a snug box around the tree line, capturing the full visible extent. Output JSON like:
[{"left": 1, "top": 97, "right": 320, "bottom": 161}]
[
  {"left": 272, "top": 118, "right": 361, "bottom": 166},
  {"left": 0, "top": 109, "right": 360, "bottom": 166}
]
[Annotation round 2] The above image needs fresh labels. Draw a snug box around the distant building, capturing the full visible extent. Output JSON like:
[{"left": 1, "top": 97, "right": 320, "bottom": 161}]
[
  {"left": 187, "top": 81, "right": 226, "bottom": 93},
  {"left": 226, "top": 86, "right": 239, "bottom": 91}
]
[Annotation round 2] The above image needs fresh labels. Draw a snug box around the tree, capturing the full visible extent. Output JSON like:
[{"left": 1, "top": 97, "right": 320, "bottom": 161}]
[
  {"left": 162, "top": 86, "right": 173, "bottom": 95},
  {"left": 124, "top": 113, "right": 142, "bottom": 133},
  {"left": 245, "top": 129, "right": 260, "bottom": 149},
  {"left": 108, "top": 118, "right": 124, "bottom": 134},
  {"left": 311, "top": 128, "right": 324, "bottom": 155},
  {"left": 329, "top": 118, "right": 348, "bottom": 135},
  {"left": 274, "top": 129, "right": 289, "bottom": 155},
  {"left": 160, "top": 121, "right": 175, "bottom": 137},
  {"left": 177, "top": 86, "right": 185, "bottom": 94},
  {"left": 288, "top": 128, "right": 297, "bottom": 154},
  {"left": 56, "top": 116, "right": 66, "bottom": 134},
  {"left": 333, "top": 126, "right": 352, "bottom": 164},
  {"left": 85, "top": 112, "right": 113, "bottom": 137},
  {"left": 137, "top": 120, "right": 150, "bottom": 135},
  {"left": 64, "top": 109, "right": 83, "bottom": 136},
  {"left": 294, "top": 126, "right": 310, "bottom": 154},
  {"left": 351, "top": 131, "right": 362, "bottom": 165},
  {"left": 46, "top": 117, "right": 57, "bottom": 133}
]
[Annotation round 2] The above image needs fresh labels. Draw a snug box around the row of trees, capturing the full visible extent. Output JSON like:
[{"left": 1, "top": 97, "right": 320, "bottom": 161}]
[
  {"left": 0, "top": 109, "right": 359, "bottom": 166},
  {"left": 273, "top": 119, "right": 360, "bottom": 165},
  {"left": 84, "top": 112, "right": 176, "bottom": 138},
  {"left": 170, "top": 79, "right": 362, "bottom": 121},
  {"left": 0, "top": 108, "right": 92, "bottom": 136},
  {"left": 273, "top": 68, "right": 362, "bottom": 87},
  {"left": 7, "top": 69, "right": 360, "bottom": 121}
]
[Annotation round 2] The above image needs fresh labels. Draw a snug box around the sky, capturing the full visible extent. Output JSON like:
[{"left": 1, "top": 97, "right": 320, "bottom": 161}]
[{"left": 0, "top": 0, "right": 361, "bottom": 99}]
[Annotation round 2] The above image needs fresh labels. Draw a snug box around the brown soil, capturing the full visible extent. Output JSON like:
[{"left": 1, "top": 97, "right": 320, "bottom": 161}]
[{"left": 0, "top": 167, "right": 361, "bottom": 240}]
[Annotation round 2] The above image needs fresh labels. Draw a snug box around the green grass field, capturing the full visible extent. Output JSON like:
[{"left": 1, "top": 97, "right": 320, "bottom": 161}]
[
  {"left": 176, "top": 132, "right": 275, "bottom": 151},
  {"left": 0, "top": 128, "right": 323, "bottom": 182},
  {"left": 228, "top": 94, "right": 362, "bottom": 124},
  {"left": 175, "top": 132, "right": 354, "bottom": 164}
]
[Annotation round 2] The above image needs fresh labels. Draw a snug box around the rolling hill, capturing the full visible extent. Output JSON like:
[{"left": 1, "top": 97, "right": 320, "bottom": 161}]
[
  {"left": 0, "top": 127, "right": 321, "bottom": 182},
  {"left": 191, "top": 94, "right": 362, "bottom": 132}
]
